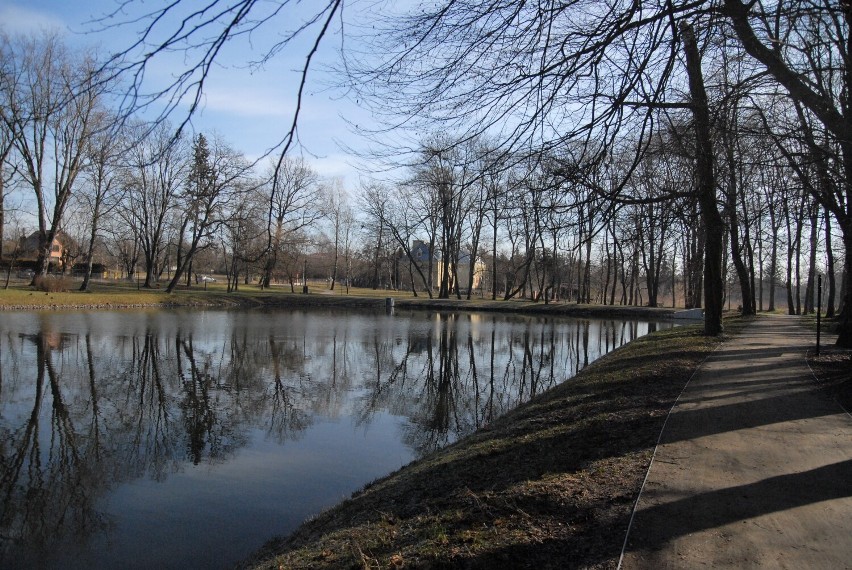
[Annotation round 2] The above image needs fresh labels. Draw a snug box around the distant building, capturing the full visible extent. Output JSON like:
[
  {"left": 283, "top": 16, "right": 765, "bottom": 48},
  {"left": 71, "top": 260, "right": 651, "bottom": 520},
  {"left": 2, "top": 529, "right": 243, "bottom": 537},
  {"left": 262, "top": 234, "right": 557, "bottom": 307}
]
[
  {"left": 19, "top": 232, "right": 69, "bottom": 270},
  {"left": 438, "top": 250, "right": 486, "bottom": 292},
  {"left": 405, "top": 240, "right": 486, "bottom": 293},
  {"left": 411, "top": 240, "right": 432, "bottom": 263}
]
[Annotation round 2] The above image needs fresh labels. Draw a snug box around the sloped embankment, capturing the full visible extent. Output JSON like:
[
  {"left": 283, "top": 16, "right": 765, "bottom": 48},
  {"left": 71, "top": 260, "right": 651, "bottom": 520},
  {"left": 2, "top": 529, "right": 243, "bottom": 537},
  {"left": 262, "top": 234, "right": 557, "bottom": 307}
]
[{"left": 243, "top": 323, "right": 725, "bottom": 569}]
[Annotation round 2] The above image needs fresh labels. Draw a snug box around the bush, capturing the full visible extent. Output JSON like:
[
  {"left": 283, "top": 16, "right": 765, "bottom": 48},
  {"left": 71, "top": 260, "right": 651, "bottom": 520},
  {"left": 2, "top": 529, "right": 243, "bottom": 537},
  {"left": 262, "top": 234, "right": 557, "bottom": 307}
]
[{"left": 33, "top": 275, "right": 72, "bottom": 292}]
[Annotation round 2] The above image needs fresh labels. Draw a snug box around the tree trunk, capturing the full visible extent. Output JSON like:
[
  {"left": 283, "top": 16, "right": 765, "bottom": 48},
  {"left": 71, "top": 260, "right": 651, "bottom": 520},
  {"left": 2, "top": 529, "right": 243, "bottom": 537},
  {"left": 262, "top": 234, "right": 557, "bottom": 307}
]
[
  {"left": 602, "top": 233, "right": 612, "bottom": 306},
  {"left": 804, "top": 203, "right": 819, "bottom": 314},
  {"left": 727, "top": 194, "right": 755, "bottom": 315},
  {"left": 768, "top": 222, "right": 778, "bottom": 312},
  {"left": 795, "top": 221, "right": 802, "bottom": 315},
  {"left": 80, "top": 216, "right": 99, "bottom": 291},
  {"left": 783, "top": 195, "right": 802, "bottom": 315},
  {"left": 330, "top": 213, "right": 339, "bottom": 291},
  {"left": 837, "top": 221, "right": 852, "bottom": 346},
  {"left": 683, "top": 22, "right": 724, "bottom": 335},
  {"left": 0, "top": 177, "right": 4, "bottom": 262},
  {"left": 671, "top": 248, "right": 677, "bottom": 308}
]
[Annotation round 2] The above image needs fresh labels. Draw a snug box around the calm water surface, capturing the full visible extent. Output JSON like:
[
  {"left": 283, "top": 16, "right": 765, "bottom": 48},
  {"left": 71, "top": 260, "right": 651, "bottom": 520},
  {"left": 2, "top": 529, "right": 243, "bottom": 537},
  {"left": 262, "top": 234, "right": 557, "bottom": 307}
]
[{"left": 0, "top": 308, "right": 672, "bottom": 568}]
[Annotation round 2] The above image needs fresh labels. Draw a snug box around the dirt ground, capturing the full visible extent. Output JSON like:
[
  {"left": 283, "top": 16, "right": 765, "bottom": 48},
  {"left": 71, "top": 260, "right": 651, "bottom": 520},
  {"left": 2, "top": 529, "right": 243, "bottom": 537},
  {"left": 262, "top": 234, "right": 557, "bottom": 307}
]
[
  {"left": 622, "top": 316, "right": 852, "bottom": 569},
  {"left": 809, "top": 347, "right": 852, "bottom": 411}
]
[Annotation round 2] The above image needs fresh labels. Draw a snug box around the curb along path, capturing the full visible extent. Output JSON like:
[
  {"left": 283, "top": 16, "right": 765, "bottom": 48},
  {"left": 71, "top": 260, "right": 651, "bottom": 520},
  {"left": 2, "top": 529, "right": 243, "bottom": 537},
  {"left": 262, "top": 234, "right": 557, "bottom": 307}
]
[{"left": 621, "top": 315, "right": 852, "bottom": 569}]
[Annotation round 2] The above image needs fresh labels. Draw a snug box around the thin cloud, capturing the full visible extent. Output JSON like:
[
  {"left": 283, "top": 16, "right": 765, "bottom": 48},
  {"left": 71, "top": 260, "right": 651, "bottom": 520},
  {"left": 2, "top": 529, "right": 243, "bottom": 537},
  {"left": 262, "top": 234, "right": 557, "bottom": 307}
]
[
  {"left": 200, "top": 87, "right": 296, "bottom": 119},
  {"left": 311, "top": 153, "right": 356, "bottom": 179},
  {"left": 0, "top": 3, "right": 66, "bottom": 34}
]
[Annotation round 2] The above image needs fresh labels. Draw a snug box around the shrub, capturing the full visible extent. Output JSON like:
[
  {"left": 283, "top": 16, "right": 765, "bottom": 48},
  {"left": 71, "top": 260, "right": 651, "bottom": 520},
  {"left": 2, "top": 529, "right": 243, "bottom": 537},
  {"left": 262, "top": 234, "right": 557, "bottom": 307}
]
[{"left": 33, "top": 275, "right": 72, "bottom": 293}]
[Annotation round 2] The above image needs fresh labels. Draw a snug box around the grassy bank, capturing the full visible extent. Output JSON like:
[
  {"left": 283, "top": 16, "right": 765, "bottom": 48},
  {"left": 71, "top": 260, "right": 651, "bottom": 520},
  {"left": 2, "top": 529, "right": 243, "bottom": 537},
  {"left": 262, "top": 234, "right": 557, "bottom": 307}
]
[
  {"left": 0, "top": 280, "right": 286, "bottom": 310},
  {"left": 0, "top": 280, "right": 679, "bottom": 319},
  {"left": 242, "top": 321, "right": 741, "bottom": 569}
]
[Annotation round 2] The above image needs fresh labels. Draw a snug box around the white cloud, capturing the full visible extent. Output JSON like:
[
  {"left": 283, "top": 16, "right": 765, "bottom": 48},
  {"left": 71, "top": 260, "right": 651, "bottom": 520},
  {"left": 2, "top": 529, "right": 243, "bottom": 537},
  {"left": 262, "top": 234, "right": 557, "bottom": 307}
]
[
  {"left": 309, "top": 153, "right": 359, "bottom": 181},
  {"left": 0, "top": 3, "right": 66, "bottom": 35},
  {"left": 200, "top": 86, "right": 296, "bottom": 119}
]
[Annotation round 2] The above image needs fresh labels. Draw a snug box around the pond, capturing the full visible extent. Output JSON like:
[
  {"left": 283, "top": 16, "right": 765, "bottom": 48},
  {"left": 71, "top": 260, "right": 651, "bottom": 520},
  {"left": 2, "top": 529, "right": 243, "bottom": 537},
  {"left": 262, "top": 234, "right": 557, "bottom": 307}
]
[{"left": 0, "top": 308, "right": 673, "bottom": 569}]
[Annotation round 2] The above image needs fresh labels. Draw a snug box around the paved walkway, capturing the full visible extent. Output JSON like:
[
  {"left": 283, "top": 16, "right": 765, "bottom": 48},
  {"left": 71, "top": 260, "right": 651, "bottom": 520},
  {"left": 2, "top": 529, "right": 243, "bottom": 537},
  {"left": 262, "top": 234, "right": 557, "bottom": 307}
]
[{"left": 620, "top": 315, "right": 852, "bottom": 569}]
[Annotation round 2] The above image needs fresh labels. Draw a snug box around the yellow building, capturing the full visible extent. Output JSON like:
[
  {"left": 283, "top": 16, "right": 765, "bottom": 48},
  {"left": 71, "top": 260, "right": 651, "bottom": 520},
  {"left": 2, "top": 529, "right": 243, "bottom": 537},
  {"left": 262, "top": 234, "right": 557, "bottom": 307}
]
[
  {"left": 409, "top": 240, "right": 486, "bottom": 293},
  {"left": 19, "top": 232, "right": 68, "bottom": 268}
]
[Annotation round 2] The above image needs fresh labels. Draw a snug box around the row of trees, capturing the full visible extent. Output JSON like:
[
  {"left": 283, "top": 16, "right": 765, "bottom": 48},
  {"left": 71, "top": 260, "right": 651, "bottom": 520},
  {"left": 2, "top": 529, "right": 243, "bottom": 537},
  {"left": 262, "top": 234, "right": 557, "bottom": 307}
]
[
  {"left": 0, "top": 31, "right": 362, "bottom": 295},
  {"left": 338, "top": 0, "right": 851, "bottom": 344},
  {"left": 357, "top": 129, "right": 839, "bottom": 315}
]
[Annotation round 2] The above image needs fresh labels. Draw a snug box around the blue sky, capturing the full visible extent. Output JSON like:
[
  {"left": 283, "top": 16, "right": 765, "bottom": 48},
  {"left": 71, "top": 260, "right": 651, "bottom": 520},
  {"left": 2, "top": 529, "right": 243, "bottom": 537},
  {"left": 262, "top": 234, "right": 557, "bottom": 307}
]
[{"left": 0, "top": 0, "right": 372, "bottom": 185}]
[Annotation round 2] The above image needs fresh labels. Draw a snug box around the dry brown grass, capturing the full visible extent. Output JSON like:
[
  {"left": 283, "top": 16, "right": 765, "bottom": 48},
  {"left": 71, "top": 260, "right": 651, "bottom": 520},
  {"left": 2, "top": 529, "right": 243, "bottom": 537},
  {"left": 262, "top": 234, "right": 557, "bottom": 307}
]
[
  {"left": 809, "top": 348, "right": 852, "bottom": 412},
  {"left": 32, "top": 275, "right": 73, "bottom": 292}
]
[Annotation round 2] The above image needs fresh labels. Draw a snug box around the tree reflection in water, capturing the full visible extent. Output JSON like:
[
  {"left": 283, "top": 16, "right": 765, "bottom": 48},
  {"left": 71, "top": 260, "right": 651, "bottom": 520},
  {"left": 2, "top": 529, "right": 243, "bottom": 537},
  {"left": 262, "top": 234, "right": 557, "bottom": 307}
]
[
  {"left": 1, "top": 325, "right": 109, "bottom": 565},
  {"left": 356, "top": 313, "right": 655, "bottom": 457},
  {"left": 0, "top": 309, "right": 667, "bottom": 568}
]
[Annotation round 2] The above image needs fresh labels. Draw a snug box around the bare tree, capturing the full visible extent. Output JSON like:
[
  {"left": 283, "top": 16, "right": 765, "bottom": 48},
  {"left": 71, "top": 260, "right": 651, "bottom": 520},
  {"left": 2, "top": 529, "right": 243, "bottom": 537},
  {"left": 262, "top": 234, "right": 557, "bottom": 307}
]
[
  {"left": 323, "top": 179, "right": 352, "bottom": 291},
  {"left": 630, "top": 152, "right": 678, "bottom": 307},
  {"left": 721, "top": 0, "right": 852, "bottom": 344},
  {"left": 0, "top": 138, "right": 14, "bottom": 265},
  {"left": 0, "top": 55, "right": 15, "bottom": 263},
  {"left": 412, "top": 138, "right": 482, "bottom": 299},
  {"left": 0, "top": 31, "right": 107, "bottom": 279},
  {"left": 166, "top": 133, "right": 249, "bottom": 292},
  {"left": 77, "top": 111, "right": 125, "bottom": 290},
  {"left": 120, "top": 122, "right": 188, "bottom": 288},
  {"left": 261, "top": 156, "right": 322, "bottom": 288},
  {"left": 221, "top": 178, "right": 267, "bottom": 291},
  {"left": 339, "top": 195, "right": 357, "bottom": 294},
  {"left": 359, "top": 181, "right": 393, "bottom": 291}
]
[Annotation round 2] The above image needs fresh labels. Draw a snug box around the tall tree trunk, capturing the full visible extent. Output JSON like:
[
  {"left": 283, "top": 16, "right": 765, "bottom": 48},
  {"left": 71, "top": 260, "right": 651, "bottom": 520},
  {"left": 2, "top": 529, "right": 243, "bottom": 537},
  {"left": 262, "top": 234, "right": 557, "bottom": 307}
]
[
  {"left": 80, "top": 213, "right": 99, "bottom": 291},
  {"left": 683, "top": 22, "right": 724, "bottom": 335},
  {"left": 583, "top": 235, "right": 592, "bottom": 304},
  {"left": 804, "top": 203, "right": 819, "bottom": 314},
  {"left": 727, "top": 195, "right": 755, "bottom": 315},
  {"left": 837, "top": 221, "right": 852, "bottom": 346},
  {"left": 330, "top": 214, "right": 339, "bottom": 291},
  {"left": 0, "top": 178, "right": 4, "bottom": 262},
  {"left": 671, "top": 247, "right": 677, "bottom": 308},
  {"left": 786, "top": 246, "right": 796, "bottom": 316},
  {"left": 602, "top": 233, "right": 612, "bottom": 306},
  {"left": 491, "top": 206, "right": 498, "bottom": 301},
  {"left": 768, "top": 222, "right": 778, "bottom": 312},
  {"left": 610, "top": 221, "right": 620, "bottom": 305},
  {"left": 795, "top": 221, "right": 802, "bottom": 315},
  {"left": 783, "top": 196, "right": 801, "bottom": 315}
]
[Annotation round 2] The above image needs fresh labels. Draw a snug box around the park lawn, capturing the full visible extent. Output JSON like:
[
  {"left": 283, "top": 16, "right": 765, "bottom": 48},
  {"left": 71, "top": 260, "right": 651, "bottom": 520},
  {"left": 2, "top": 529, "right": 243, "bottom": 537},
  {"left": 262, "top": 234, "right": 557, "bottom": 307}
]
[
  {"left": 0, "top": 280, "right": 681, "bottom": 321},
  {"left": 0, "top": 280, "right": 403, "bottom": 309}
]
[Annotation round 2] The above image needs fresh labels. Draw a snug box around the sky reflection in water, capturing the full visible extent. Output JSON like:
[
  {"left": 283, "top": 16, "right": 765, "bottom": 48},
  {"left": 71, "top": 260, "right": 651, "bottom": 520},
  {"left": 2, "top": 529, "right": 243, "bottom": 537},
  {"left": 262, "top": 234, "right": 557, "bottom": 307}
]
[{"left": 0, "top": 308, "right": 671, "bottom": 569}]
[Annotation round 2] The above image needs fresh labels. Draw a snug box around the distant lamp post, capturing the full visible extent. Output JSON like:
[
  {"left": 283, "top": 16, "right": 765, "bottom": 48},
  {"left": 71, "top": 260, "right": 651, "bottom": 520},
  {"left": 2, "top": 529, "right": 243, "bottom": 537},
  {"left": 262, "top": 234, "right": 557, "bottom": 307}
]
[{"left": 303, "top": 258, "right": 308, "bottom": 294}]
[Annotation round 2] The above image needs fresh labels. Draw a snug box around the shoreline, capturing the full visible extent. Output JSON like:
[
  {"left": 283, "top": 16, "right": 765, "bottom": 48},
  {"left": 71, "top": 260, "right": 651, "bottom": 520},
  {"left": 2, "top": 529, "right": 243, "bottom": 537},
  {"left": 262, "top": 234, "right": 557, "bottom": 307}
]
[
  {"left": 0, "top": 287, "right": 682, "bottom": 320},
  {"left": 240, "top": 319, "right": 733, "bottom": 569}
]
